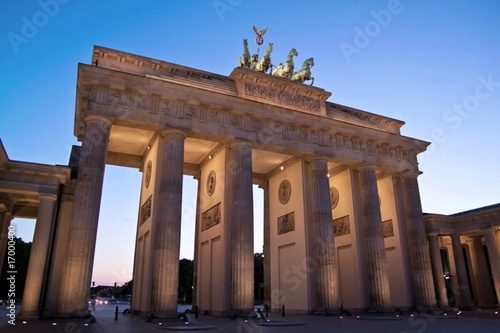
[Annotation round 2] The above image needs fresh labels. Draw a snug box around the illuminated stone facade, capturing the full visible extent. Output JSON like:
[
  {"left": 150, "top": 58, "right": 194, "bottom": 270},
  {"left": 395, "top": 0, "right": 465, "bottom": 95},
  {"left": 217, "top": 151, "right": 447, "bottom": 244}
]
[{"left": 1, "top": 46, "right": 498, "bottom": 319}]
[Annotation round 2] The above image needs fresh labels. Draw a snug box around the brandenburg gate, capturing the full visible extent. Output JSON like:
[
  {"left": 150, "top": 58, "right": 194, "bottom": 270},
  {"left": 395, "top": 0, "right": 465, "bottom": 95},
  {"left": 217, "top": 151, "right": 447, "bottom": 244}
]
[{"left": 3, "top": 44, "right": 497, "bottom": 319}]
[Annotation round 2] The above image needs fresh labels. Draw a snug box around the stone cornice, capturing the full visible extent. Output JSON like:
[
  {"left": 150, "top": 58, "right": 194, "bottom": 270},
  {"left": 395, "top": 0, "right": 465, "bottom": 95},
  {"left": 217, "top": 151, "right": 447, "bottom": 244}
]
[
  {"left": 2, "top": 161, "right": 70, "bottom": 186},
  {"left": 424, "top": 206, "right": 500, "bottom": 235},
  {"left": 75, "top": 62, "right": 429, "bottom": 173},
  {"left": 0, "top": 139, "right": 8, "bottom": 168},
  {"left": 88, "top": 46, "right": 411, "bottom": 135},
  {"left": 229, "top": 67, "right": 331, "bottom": 116}
]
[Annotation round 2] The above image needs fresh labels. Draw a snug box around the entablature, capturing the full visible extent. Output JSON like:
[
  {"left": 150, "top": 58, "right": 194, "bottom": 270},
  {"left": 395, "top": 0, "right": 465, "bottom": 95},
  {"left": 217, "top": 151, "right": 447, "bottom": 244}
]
[{"left": 76, "top": 51, "right": 430, "bottom": 174}]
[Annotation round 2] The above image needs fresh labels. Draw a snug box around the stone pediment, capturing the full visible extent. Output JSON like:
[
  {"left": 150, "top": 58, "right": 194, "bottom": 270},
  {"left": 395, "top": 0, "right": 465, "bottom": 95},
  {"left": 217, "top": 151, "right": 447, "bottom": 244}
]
[{"left": 229, "top": 67, "right": 331, "bottom": 116}]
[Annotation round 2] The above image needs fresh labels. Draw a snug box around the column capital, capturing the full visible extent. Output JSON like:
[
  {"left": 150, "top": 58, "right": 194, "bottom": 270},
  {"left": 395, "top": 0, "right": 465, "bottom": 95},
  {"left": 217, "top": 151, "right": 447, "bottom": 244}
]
[
  {"left": 427, "top": 232, "right": 440, "bottom": 238},
  {"left": 192, "top": 170, "right": 201, "bottom": 181},
  {"left": 355, "top": 164, "right": 377, "bottom": 172},
  {"left": 160, "top": 129, "right": 187, "bottom": 138},
  {"left": 228, "top": 141, "right": 252, "bottom": 149},
  {"left": 257, "top": 180, "right": 269, "bottom": 190},
  {"left": 397, "top": 171, "right": 423, "bottom": 178},
  {"left": 39, "top": 194, "right": 57, "bottom": 202},
  {"left": 305, "top": 156, "right": 329, "bottom": 163},
  {"left": 84, "top": 115, "right": 113, "bottom": 128}
]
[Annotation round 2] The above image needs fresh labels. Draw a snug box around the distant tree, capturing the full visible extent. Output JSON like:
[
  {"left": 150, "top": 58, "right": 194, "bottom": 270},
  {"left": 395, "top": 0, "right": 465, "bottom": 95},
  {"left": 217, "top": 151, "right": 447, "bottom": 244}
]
[
  {"left": 254, "top": 253, "right": 264, "bottom": 303},
  {"left": 0, "top": 237, "right": 32, "bottom": 300},
  {"left": 178, "top": 259, "right": 193, "bottom": 304}
]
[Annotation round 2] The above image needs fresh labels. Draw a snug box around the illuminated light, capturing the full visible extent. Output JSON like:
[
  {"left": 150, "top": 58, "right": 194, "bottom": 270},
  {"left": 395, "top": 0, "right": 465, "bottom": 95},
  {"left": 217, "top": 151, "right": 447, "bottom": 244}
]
[
  {"left": 147, "top": 145, "right": 151, "bottom": 150},
  {"left": 495, "top": 311, "right": 498, "bottom": 314},
  {"left": 158, "top": 323, "right": 162, "bottom": 325},
  {"left": 444, "top": 313, "right": 447, "bottom": 316},
  {"left": 52, "top": 323, "right": 57, "bottom": 326},
  {"left": 280, "top": 166, "right": 284, "bottom": 170},
  {"left": 185, "top": 322, "right": 189, "bottom": 325},
  {"left": 340, "top": 316, "right": 343, "bottom": 319},
  {"left": 208, "top": 155, "right": 212, "bottom": 160},
  {"left": 396, "top": 315, "right": 399, "bottom": 317},
  {"left": 356, "top": 316, "right": 360, "bottom": 319},
  {"left": 245, "top": 320, "right": 248, "bottom": 323},
  {"left": 22, "top": 321, "right": 27, "bottom": 324},
  {"left": 410, "top": 314, "right": 414, "bottom": 317},
  {"left": 327, "top": 173, "right": 331, "bottom": 178},
  {"left": 84, "top": 324, "right": 89, "bottom": 326},
  {"left": 266, "top": 319, "right": 270, "bottom": 322}
]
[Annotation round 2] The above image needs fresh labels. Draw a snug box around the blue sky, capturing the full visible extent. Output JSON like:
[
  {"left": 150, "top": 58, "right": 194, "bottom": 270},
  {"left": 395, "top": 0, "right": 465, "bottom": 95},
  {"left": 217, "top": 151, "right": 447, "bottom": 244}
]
[{"left": 1, "top": 0, "right": 499, "bottom": 285}]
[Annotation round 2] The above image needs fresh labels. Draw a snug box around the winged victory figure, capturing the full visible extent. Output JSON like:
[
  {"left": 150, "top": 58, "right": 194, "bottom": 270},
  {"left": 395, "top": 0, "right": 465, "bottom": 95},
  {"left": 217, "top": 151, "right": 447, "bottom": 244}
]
[{"left": 253, "top": 25, "right": 268, "bottom": 46}]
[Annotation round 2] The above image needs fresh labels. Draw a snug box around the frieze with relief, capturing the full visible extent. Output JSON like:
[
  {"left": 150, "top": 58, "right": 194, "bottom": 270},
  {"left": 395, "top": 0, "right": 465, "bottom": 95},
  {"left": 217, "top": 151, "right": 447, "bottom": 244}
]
[
  {"left": 382, "top": 219, "right": 394, "bottom": 238},
  {"left": 140, "top": 195, "right": 152, "bottom": 225},
  {"left": 333, "top": 215, "right": 350, "bottom": 237},
  {"left": 278, "top": 212, "right": 295, "bottom": 235},
  {"left": 202, "top": 202, "right": 221, "bottom": 231},
  {"left": 243, "top": 82, "right": 321, "bottom": 113},
  {"left": 94, "top": 86, "right": 414, "bottom": 165}
]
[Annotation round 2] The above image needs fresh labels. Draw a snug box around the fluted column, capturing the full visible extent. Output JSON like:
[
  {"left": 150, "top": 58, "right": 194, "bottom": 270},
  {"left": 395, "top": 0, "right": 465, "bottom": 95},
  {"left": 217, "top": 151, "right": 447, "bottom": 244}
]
[
  {"left": 358, "top": 166, "right": 390, "bottom": 310},
  {"left": 308, "top": 157, "right": 339, "bottom": 311},
  {"left": 471, "top": 236, "right": 495, "bottom": 307},
  {"left": 450, "top": 233, "right": 473, "bottom": 309},
  {"left": 151, "top": 129, "right": 186, "bottom": 315},
  {"left": 401, "top": 174, "right": 437, "bottom": 310},
  {"left": 260, "top": 181, "right": 271, "bottom": 308},
  {"left": 0, "top": 209, "right": 13, "bottom": 274},
  {"left": 229, "top": 143, "right": 254, "bottom": 313},
  {"left": 57, "top": 115, "right": 111, "bottom": 316},
  {"left": 484, "top": 228, "right": 500, "bottom": 306},
  {"left": 428, "top": 234, "right": 448, "bottom": 308},
  {"left": 19, "top": 194, "right": 57, "bottom": 318}
]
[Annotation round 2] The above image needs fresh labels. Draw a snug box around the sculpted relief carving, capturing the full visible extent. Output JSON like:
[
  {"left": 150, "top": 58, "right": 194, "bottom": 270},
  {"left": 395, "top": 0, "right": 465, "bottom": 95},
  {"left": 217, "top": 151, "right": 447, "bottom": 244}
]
[
  {"left": 382, "top": 219, "right": 394, "bottom": 238},
  {"left": 333, "top": 215, "right": 350, "bottom": 237},
  {"left": 94, "top": 86, "right": 414, "bottom": 166},
  {"left": 202, "top": 202, "right": 221, "bottom": 231},
  {"left": 244, "top": 82, "right": 321, "bottom": 112},
  {"left": 140, "top": 195, "right": 152, "bottom": 225},
  {"left": 278, "top": 212, "right": 295, "bottom": 235}
]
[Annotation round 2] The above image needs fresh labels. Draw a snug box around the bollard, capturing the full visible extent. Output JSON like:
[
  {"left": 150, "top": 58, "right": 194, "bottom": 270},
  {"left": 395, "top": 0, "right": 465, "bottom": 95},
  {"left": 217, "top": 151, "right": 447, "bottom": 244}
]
[
  {"left": 115, "top": 306, "right": 119, "bottom": 321},
  {"left": 282, "top": 305, "right": 285, "bottom": 317}
]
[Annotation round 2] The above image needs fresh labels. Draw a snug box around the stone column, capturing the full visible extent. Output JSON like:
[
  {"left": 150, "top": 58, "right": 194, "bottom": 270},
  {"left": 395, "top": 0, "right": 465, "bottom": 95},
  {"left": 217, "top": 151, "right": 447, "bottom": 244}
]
[
  {"left": 471, "top": 236, "right": 495, "bottom": 307},
  {"left": 401, "top": 174, "right": 437, "bottom": 310},
  {"left": 428, "top": 234, "right": 448, "bottom": 308},
  {"left": 151, "top": 130, "right": 186, "bottom": 315},
  {"left": 484, "top": 228, "right": 500, "bottom": 306},
  {"left": 229, "top": 143, "right": 254, "bottom": 313},
  {"left": 0, "top": 209, "right": 13, "bottom": 274},
  {"left": 308, "top": 157, "right": 339, "bottom": 311},
  {"left": 358, "top": 166, "right": 390, "bottom": 310},
  {"left": 19, "top": 194, "right": 57, "bottom": 318},
  {"left": 259, "top": 181, "right": 271, "bottom": 308},
  {"left": 56, "top": 115, "right": 111, "bottom": 316},
  {"left": 450, "top": 233, "right": 474, "bottom": 309}
]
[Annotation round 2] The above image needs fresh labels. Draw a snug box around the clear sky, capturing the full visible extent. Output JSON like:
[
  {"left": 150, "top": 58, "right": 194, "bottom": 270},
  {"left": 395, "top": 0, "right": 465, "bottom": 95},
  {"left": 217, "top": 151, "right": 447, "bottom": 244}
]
[{"left": 1, "top": 0, "right": 499, "bottom": 286}]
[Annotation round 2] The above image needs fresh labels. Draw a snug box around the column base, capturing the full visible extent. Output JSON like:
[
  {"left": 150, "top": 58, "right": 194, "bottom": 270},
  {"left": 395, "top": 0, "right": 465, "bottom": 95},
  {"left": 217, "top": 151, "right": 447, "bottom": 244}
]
[
  {"left": 17, "top": 310, "right": 40, "bottom": 321},
  {"left": 52, "top": 309, "right": 92, "bottom": 319},
  {"left": 413, "top": 304, "right": 445, "bottom": 315},
  {"left": 312, "top": 308, "right": 342, "bottom": 316},
  {"left": 149, "top": 309, "right": 183, "bottom": 322},
  {"left": 229, "top": 308, "right": 256, "bottom": 319}
]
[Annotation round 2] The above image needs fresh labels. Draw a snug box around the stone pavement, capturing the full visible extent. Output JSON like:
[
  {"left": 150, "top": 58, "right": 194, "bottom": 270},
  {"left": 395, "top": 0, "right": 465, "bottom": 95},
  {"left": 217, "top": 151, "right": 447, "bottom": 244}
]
[{"left": 0, "top": 306, "right": 499, "bottom": 333}]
